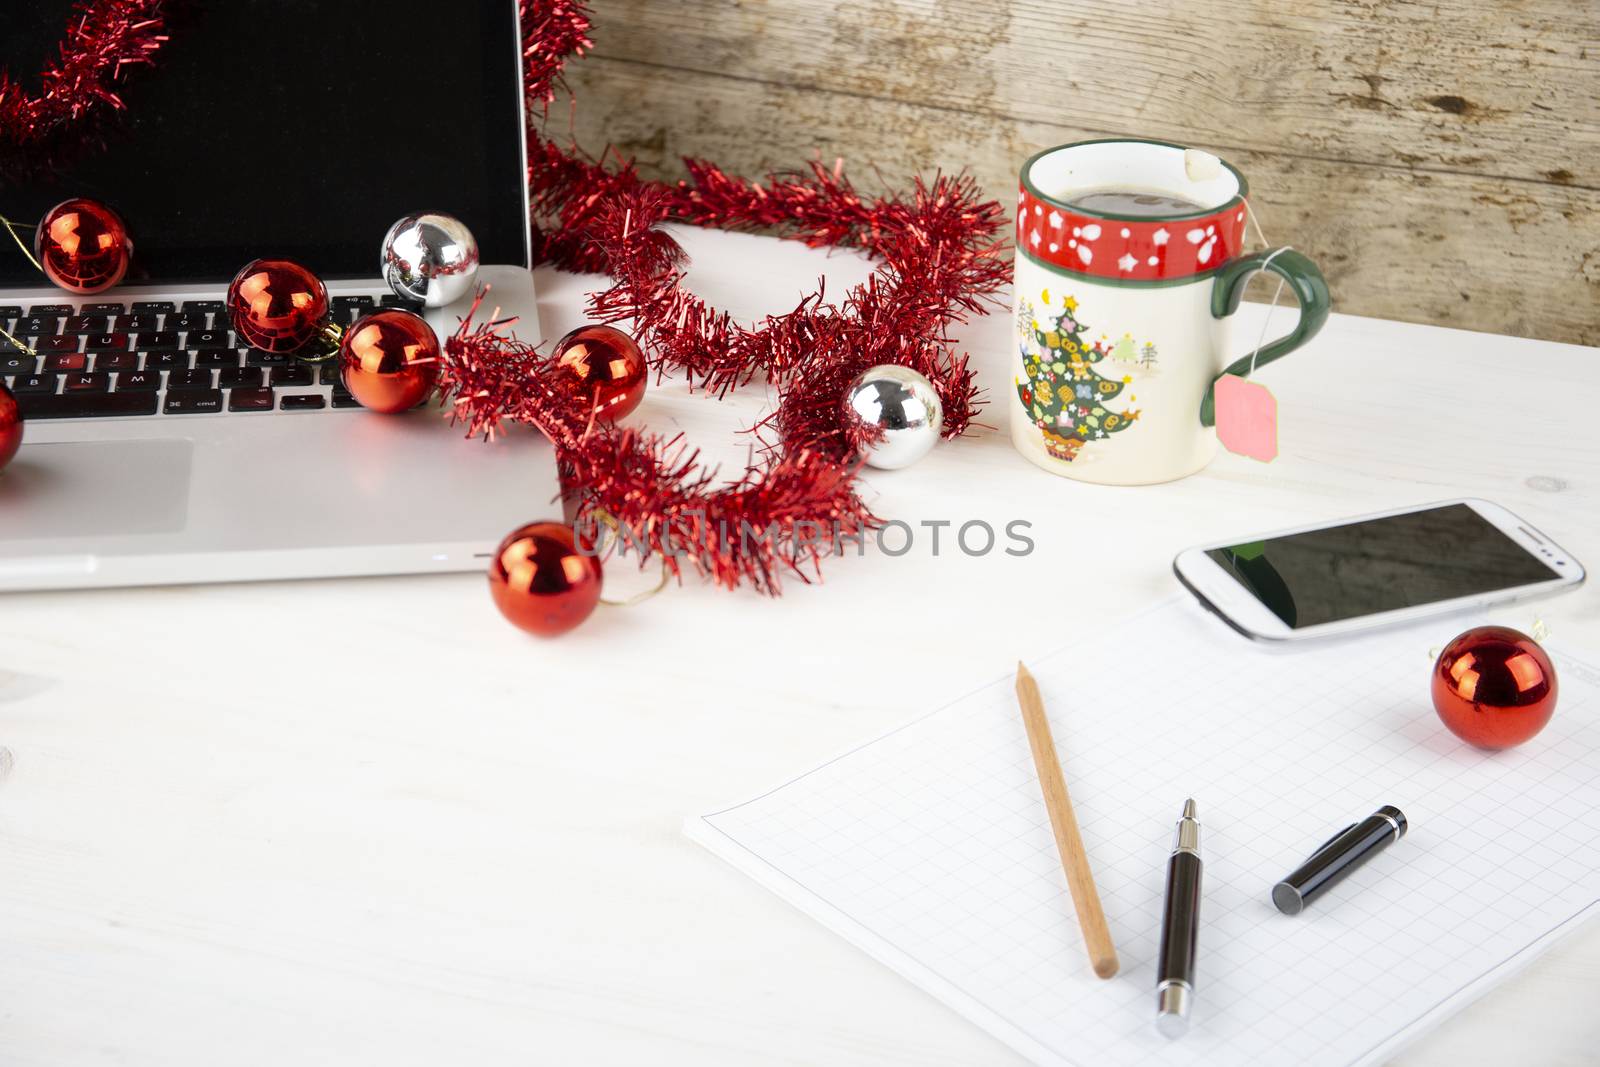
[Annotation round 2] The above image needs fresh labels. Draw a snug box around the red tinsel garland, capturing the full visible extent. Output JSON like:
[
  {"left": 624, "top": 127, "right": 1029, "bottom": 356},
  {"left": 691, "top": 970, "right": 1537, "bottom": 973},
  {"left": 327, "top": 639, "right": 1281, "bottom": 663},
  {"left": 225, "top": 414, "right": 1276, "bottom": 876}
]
[
  {"left": 0, "top": 0, "right": 167, "bottom": 153},
  {"left": 479, "top": 0, "right": 1010, "bottom": 591},
  {"left": 441, "top": 290, "right": 876, "bottom": 593}
]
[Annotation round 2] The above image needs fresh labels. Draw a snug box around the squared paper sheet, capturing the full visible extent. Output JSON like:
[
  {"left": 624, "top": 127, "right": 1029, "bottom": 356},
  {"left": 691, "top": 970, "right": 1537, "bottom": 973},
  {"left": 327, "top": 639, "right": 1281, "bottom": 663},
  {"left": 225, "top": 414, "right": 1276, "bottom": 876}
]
[{"left": 687, "top": 601, "right": 1600, "bottom": 1067}]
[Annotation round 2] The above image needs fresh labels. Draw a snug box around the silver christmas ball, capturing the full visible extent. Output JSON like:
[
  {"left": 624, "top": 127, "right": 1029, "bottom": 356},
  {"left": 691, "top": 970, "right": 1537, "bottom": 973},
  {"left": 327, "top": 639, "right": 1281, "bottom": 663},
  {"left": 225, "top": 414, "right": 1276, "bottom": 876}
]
[
  {"left": 842, "top": 364, "right": 944, "bottom": 470},
  {"left": 381, "top": 212, "right": 480, "bottom": 308}
]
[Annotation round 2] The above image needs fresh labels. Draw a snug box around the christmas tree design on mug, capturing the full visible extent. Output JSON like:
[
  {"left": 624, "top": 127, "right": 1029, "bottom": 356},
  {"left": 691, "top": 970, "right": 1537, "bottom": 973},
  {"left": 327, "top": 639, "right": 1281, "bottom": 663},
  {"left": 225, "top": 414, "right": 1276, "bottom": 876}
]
[{"left": 1015, "top": 292, "right": 1149, "bottom": 463}]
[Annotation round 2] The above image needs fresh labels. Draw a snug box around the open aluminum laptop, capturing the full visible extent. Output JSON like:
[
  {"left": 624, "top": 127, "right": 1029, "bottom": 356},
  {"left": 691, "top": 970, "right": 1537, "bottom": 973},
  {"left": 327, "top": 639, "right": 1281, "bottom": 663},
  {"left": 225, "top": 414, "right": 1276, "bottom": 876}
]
[{"left": 0, "top": 0, "right": 557, "bottom": 592}]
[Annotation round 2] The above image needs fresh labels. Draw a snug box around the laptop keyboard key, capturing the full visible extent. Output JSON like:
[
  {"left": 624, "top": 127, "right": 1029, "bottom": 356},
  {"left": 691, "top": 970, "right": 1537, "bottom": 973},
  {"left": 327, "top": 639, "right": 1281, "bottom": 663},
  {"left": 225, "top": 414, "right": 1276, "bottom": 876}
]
[
  {"left": 268, "top": 364, "right": 313, "bottom": 386},
  {"left": 94, "top": 352, "right": 139, "bottom": 372},
  {"left": 11, "top": 374, "right": 57, "bottom": 393},
  {"left": 194, "top": 349, "right": 240, "bottom": 367},
  {"left": 132, "top": 301, "right": 177, "bottom": 315},
  {"left": 218, "top": 366, "right": 263, "bottom": 388},
  {"left": 43, "top": 352, "right": 88, "bottom": 373},
  {"left": 144, "top": 351, "right": 189, "bottom": 370},
  {"left": 64, "top": 372, "right": 110, "bottom": 393},
  {"left": 28, "top": 304, "right": 73, "bottom": 316},
  {"left": 134, "top": 330, "right": 180, "bottom": 350},
  {"left": 17, "top": 391, "right": 158, "bottom": 418},
  {"left": 0, "top": 305, "right": 22, "bottom": 321},
  {"left": 14, "top": 315, "right": 60, "bottom": 336},
  {"left": 280, "top": 393, "right": 327, "bottom": 411},
  {"left": 84, "top": 331, "right": 130, "bottom": 352},
  {"left": 168, "top": 311, "right": 209, "bottom": 331},
  {"left": 184, "top": 328, "right": 229, "bottom": 349},
  {"left": 245, "top": 349, "right": 290, "bottom": 367},
  {"left": 37, "top": 335, "right": 80, "bottom": 354},
  {"left": 116, "top": 370, "right": 161, "bottom": 391},
  {"left": 168, "top": 368, "right": 213, "bottom": 390},
  {"left": 114, "top": 313, "right": 161, "bottom": 332},
  {"left": 63, "top": 315, "right": 108, "bottom": 334},
  {"left": 0, "top": 355, "right": 36, "bottom": 375},
  {"left": 164, "top": 390, "right": 224, "bottom": 414},
  {"left": 181, "top": 300, "right": 226, "bottom": 313},
  {"left": 228, "top": 387, "right": 275, "bottom": 412},
  {"left": 320, "top": 363, "right": 344, "bottom": 385},
  {"left": 81, "top": 302, "right": 125, "bottom": 315},
  {"left": 331, "top": 389, "right": 361, "bottom": 408}
]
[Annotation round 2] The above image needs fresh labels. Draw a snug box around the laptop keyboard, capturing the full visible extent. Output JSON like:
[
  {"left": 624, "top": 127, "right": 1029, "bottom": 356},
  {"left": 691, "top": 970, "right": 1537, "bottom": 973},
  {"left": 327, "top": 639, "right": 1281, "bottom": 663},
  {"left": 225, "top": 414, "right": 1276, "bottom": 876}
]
[{"left": 0, "top": 293, "right": 425, "bottom": 420}]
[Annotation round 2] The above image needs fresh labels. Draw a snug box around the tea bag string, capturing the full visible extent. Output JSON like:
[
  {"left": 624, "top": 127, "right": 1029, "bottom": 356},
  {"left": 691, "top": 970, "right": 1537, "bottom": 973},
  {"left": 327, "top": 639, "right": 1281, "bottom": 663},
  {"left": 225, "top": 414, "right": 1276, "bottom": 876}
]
[{"left": 1242, "top": 200, "right": 1291, "bottom": 378}]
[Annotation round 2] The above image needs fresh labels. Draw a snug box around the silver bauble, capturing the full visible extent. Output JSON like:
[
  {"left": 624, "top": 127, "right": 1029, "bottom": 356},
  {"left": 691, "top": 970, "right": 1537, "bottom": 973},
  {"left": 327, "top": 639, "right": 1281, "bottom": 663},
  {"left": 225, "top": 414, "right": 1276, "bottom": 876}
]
[
  {"left": 842, "top": 364, "right": 944, "bottom": 470},
  {"left": 381, "top": 212, "right": 480, "bottom": 308}
]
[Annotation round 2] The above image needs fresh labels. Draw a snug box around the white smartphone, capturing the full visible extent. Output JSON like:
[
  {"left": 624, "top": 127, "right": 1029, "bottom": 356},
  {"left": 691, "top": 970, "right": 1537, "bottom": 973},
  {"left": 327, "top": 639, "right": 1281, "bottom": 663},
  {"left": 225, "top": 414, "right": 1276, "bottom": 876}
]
[{"left": 1173, "top": 499, "right": 1585, "bottom": 643}]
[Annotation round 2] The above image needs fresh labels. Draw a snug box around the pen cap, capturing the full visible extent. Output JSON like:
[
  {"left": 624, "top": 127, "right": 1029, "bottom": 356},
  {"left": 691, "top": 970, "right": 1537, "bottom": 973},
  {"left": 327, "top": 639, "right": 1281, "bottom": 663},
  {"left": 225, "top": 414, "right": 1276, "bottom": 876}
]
[{"left": 1272, "top": 806, "right": 1406, "bottom": 915}]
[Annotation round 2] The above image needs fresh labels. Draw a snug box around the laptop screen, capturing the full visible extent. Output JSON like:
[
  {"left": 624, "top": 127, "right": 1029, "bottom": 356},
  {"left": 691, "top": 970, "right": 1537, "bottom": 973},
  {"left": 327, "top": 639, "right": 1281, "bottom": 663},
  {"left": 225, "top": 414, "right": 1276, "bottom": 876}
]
[{"left": 0, "top": 0, "right": 528, "bottom": 286}]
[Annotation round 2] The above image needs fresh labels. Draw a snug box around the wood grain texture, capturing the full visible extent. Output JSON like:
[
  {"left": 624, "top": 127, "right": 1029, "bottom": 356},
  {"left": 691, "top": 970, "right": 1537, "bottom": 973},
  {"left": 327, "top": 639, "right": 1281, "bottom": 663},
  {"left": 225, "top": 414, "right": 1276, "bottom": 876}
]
[{"left": 553, "top": 0, "right": 1600, "bottom": 344}]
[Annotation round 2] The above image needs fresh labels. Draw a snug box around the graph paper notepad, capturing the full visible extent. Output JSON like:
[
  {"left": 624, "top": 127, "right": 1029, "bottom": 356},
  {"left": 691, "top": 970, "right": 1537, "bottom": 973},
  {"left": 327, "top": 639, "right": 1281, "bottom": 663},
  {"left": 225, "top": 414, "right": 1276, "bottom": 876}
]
[{"left": 687, "top": 601, "right": 1600, "bottom": 1067}]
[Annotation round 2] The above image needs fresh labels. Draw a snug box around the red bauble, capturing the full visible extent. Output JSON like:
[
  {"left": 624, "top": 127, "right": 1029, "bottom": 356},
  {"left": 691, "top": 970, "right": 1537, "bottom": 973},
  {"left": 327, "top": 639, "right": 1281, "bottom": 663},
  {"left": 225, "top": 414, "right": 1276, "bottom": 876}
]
[
  {"left": 552, "top": 325, "right": 647, "bottom": 420},
  {"left": 487, "top": 521, "right": 604, "bottom": 637},
  {"left": 0, "top": 379, "right": 22, "bottom": 472},
  {"left": 226, "top": 258, "right": 329, "bottom": 353},
  {"left": 340, "top": 309, "right": 441, "bottom": 414},
  {"left": 35, "top": 198, "right": 131, "bottom": 294},
  {"left": 1431, "top": 626, "right": 1559, "bottom": 749}
]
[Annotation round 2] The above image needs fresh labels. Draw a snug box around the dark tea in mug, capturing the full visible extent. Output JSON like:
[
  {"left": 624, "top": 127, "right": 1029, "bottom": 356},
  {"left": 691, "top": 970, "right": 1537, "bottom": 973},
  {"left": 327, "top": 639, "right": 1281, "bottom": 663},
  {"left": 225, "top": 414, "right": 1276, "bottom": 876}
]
[{"left": 1065, "top": 189, "right": 1207, "bottom": 217}]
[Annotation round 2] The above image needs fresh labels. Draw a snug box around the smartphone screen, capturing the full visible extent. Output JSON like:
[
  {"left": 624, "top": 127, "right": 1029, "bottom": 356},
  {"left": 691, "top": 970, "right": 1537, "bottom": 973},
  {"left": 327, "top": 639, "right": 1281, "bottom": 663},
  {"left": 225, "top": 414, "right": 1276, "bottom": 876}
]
[{"left": 1204, "top": 504, "right": 1562, "bottom": 629}]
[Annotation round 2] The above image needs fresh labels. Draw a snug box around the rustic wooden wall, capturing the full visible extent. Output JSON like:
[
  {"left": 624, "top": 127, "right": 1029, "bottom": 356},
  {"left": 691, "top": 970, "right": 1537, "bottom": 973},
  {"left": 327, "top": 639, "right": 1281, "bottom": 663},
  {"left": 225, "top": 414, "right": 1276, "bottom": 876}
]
[{"left": 552, "top": 0, "right": 1599, "bottom": 346}]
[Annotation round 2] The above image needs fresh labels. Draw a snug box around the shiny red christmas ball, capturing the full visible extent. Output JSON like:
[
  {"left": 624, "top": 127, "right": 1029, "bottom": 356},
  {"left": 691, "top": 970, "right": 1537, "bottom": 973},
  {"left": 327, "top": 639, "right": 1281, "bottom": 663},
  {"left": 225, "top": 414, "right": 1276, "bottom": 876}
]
[
  {"left": 339, "top": 309, "right": 441, "bottom": 414},
  {"left": 552, "top": 324, "right": 647, "bottom": 421},
  {"left": 226, "top": 258, "right": 329, "bottom": 353},
  {"left": 35, "top": 198, "right": 131, "bottom": 294},
  {"left": 0, "top": 380, "right": 22, "bottom": 472},
  {"left": 488, "top": 521, "right": 604, "bottom": 637},
  {"left": 1431, "top": 625, "right": 1558, "bottom": 749}
]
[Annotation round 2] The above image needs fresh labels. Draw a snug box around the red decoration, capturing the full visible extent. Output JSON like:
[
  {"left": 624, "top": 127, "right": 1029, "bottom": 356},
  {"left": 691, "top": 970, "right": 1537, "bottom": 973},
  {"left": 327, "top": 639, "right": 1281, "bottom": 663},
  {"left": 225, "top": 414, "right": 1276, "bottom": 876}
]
[
  {"left": 0, "top": 0, "right": 168, "bottom": 158},
  {"left": 340, "top": 309, "right": 441, "bottom": 414},
  {"left": 35, "top": 198, "right": 132, "bottom": 293},
  {"left": 1431, "top": 626, "right": 1559, "bottom": 750},
  {"left": 227, "top": 259, "right": 329, "bottom": 353},
  {"left": 488, "top": 521, "right": 603, "bottom": 637},
  {"left": 552, "top": 324, "right": 647, "bottom": 420},
  {"left": 0, "top": 380, "right": 23, "bottom": 473},
  {"left": 521, "top": 0, "right": 592, "bottom": 107}
]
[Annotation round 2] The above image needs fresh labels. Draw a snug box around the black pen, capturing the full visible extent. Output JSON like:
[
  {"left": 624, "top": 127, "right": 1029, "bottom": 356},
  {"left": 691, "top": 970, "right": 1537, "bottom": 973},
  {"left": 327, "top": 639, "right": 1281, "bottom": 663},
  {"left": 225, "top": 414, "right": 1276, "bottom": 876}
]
[
  {"left": 1156, "top": 798, "right": 1202, "bottom": 1038},
  {"left": 1273, "top": 805, "right": 1407, "bottom": 915}
]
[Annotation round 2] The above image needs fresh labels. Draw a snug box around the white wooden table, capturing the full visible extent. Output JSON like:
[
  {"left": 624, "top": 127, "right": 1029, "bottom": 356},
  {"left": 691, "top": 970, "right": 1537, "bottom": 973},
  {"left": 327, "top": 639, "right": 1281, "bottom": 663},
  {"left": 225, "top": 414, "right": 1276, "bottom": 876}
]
[{"left": 2, "top": 228, "right": 1596, "bottom": 1066}]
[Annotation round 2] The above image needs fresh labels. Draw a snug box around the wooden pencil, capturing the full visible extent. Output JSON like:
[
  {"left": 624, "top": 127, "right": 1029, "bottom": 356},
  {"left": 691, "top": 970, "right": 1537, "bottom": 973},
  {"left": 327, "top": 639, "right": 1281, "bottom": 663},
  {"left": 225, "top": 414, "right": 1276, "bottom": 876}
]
[{"left": 1015, "top": 661, "right": 1120, "bottom": 979}]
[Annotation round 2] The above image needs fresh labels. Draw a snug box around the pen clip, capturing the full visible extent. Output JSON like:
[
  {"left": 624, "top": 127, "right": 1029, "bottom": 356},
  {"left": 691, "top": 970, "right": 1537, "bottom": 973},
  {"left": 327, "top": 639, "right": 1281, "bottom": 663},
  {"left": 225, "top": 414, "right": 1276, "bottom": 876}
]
[{"left": 1301, "top": 823, "right": 1357, "bottom": 866}]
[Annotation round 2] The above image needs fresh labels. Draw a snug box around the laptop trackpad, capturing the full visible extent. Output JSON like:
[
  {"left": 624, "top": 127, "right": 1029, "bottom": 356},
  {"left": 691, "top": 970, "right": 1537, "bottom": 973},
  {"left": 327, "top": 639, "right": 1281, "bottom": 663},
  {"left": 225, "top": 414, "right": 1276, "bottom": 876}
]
[{"left": 0, "top": 440, "right": 191, "bottom": 540}]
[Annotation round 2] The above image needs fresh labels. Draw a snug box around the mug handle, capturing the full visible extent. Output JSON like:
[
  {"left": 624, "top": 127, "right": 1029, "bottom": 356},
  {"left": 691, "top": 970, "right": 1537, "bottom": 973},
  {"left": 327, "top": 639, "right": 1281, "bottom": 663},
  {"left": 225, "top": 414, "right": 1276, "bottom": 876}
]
[{"left": 1200, "top": 248, "right": 1331, "bottom": 427}]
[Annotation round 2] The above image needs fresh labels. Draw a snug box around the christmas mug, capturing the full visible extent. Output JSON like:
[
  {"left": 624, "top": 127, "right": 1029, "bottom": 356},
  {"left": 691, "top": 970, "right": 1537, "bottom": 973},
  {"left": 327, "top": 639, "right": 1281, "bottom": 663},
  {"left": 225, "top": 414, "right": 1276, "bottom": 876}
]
[{"left": 1010, "top": 139, "right": 1329, "bottom": 484}]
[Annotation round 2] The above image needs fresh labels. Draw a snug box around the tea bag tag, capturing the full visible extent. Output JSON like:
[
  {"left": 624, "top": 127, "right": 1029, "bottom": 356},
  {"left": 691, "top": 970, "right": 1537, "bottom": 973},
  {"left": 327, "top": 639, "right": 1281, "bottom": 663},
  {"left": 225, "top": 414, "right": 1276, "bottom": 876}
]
[
  {"left": 1216, "top": 235, "right": 1289, "bottom": 463},
  {"left": 1215, "top": 374, "right": 1278, "bottom": 462}
]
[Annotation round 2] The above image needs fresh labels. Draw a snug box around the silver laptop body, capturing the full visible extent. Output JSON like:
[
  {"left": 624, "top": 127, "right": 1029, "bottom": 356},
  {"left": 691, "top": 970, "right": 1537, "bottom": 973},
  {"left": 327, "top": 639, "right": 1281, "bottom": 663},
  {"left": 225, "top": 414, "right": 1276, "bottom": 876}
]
[{"left": 0, "top": 1, "right": 558, "bottom": 592}]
